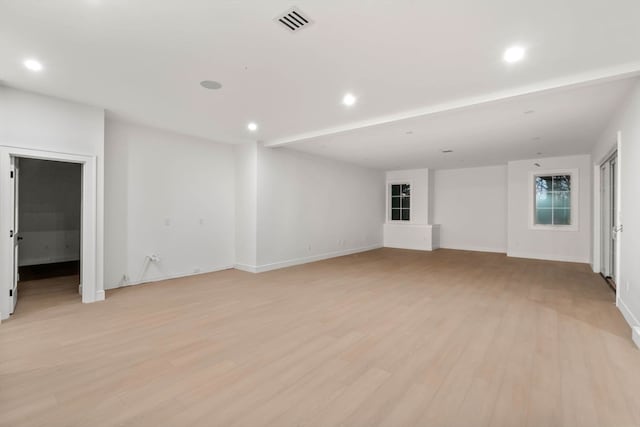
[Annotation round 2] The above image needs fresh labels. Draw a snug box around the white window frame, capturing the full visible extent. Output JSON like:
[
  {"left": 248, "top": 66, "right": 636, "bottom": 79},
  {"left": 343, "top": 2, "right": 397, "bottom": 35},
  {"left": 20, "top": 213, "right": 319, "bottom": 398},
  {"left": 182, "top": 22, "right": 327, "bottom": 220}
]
[
  {"left": 386, "top": 181, "right": 412, "bottom": 223},
  {"left": 528, "top": 168, "right": 579, "bottom": 232}
]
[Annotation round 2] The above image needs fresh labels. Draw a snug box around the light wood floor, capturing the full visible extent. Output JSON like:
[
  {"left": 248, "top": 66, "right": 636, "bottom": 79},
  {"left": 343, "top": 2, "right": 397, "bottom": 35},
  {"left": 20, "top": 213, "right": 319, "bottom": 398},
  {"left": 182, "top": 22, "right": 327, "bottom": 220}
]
[{"left": 1, "top": 248, "right": 639, "bottom": 427}]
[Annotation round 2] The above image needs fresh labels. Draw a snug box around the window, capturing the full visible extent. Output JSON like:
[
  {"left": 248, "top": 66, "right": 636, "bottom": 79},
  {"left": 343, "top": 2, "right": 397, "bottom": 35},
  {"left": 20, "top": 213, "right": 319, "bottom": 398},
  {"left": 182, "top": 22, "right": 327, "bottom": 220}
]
[
  {"left": 534, "top": 174, "right": 571, "bottom": 226},
  {"left": 390, "top": 183, "right": 410, "bottom": 221}
]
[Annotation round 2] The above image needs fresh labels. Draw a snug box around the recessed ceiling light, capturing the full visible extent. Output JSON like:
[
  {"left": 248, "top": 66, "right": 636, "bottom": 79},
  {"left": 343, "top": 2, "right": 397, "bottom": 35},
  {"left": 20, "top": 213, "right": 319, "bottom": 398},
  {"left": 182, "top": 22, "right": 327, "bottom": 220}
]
[
  {"left": 247, "top": 122, "right": 258, "bottom": 132},
  {"left": 342, "top": 93, "right": 356, "bottom": 106},
  {"left": 23, "top": 58, "right": 43, "bottom": 72},
  {"left": 503, "top": 46, "right": 525, "bottom": 63},
  {"left": 200, "top": 80, "right": 222, "bottom": 90},
  {"left": 441, "top": 149, "right": 454, "bottom": 153}
]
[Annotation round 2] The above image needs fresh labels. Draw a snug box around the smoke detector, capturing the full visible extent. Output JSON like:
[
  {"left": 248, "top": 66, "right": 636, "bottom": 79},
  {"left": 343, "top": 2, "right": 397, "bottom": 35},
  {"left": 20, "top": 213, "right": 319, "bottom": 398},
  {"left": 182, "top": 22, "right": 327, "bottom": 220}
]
[{"left": 275, "top": 7, "right": 313, "bottom": 33}]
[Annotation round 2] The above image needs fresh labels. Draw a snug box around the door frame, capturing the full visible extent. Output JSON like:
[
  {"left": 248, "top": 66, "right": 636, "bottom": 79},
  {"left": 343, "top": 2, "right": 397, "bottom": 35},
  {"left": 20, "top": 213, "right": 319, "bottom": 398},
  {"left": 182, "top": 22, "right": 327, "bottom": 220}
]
[
  {"left": 592, "top": 131, "right": 622, "bottom": 302},
  {"left": 0, "top": 146, "right": 103, "bottom": 320},
  {"left": 599, "top": 153, "right": 617, "bottom": 280}
]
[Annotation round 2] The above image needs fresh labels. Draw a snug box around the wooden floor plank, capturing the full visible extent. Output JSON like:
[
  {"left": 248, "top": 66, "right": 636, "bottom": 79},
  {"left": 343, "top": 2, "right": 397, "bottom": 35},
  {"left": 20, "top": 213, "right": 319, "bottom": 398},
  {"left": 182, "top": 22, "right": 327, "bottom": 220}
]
[{"left": 1, "top": 248, "right": 638, "bottom": 427}]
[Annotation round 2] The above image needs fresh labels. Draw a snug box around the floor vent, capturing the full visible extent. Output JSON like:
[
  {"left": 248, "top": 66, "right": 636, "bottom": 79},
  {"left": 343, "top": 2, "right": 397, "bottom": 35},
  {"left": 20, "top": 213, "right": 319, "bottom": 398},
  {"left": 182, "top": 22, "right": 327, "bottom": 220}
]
[{"left": 275, "top": 7, "right": 313, "bottom": 33}]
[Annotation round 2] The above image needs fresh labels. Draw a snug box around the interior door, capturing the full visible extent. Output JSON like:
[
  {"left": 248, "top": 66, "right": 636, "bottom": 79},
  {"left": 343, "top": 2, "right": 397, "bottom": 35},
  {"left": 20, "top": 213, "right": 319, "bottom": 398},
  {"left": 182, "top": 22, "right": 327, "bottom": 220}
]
[
  {"left": 600, "top": 152, "right": 618, "bottom": 287},
  {"left": 600, "top": 162, "right": 612, "bottom": 278},
  {"left": 610, "top": 155, "right": 618, "bottom": 283},
  {"left": 10, "top": 157, "right": 19, "bottom": 313}
]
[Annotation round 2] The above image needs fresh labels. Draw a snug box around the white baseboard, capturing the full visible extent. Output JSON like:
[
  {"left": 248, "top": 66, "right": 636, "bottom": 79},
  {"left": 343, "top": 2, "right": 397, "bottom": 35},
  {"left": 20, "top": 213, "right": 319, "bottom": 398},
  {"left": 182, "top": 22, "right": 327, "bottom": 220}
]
[
  {"left": 19, "top": 255, "right": 80, "bottom": 267},
  {"left": 507, "top": 251, "right": 589, "bottom": 264},
  {"left": 383, "top": 243, "right": 434, "bottom": 251},
  {"left": 105, "top": 265, "right": 234, "bottom": 290},
  {"left": 83, "top": 289, "right": 106, "bottom": 304},
  {"left": 618, "top": 297, "right": 640, "bottom": 349},
  {"left": 237, "top": 244, "right": 383, "bottom": 274},
  {"left": 234, "top": 263, "right": 258, "bottom": 273},
  {"left": 440, "top": 245, "right": 507, "bottom": 254}
]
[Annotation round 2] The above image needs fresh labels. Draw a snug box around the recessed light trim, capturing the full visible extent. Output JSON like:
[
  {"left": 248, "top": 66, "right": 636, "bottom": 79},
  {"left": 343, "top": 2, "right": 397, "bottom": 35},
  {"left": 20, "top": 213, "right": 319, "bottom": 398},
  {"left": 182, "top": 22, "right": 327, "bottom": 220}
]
[
  {"left": 247, "top": 122, "right": 258, "bottom": 132},
  {"left": 23, "top": 58, "right": 43, "bottom": 72},
  {"left": 200, "top": 80, "right": 222, "bottom": 90},
  {"left": 503, "top": 46, "right": 525, "bottom": 63},
  {"left": 441, "top": 149, "right": 454, "bottom": 154},
  {"left": 342, "top": 93, "right": 356, "bottom": 107}
]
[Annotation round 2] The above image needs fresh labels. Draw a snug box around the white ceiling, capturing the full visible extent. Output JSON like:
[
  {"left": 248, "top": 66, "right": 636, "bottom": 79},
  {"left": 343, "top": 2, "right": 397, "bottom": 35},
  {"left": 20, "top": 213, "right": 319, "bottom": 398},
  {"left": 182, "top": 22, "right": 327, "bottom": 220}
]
[
  {"left": 1, "top": 0, "right": 639, "bottom": 165},
  {"left": 285, "top": 76, "right": 638, "bottom": 169}
]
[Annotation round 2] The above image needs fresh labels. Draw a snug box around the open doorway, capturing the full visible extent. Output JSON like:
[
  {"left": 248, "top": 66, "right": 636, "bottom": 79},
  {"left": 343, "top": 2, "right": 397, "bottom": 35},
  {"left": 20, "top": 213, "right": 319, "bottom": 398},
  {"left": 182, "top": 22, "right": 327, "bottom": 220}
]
[
  {"left": 600, "top": 151, "right": 620, "bottom": 290},
  {"left": 12, "top": 157, "right": 82, "bottom": 314},
  {"left": 1, "top": 146, "right": 101, "bottom": 321}
]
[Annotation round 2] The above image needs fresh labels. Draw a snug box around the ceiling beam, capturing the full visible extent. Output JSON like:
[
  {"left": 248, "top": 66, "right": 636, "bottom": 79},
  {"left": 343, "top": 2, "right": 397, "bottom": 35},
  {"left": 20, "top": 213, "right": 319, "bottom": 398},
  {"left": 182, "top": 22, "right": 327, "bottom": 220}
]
[{"left": 263, "top": 62, "right": 640, "bottom": 148}]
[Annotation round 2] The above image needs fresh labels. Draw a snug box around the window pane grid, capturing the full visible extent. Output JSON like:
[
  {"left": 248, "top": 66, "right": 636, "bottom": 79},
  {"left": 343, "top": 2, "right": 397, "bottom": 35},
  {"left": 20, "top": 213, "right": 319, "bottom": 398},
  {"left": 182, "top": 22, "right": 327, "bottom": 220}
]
[
  {"left": 390, "top": 184, "right": 410, "bottom": 222},
  {"left": 534, "top": 175, "right": 571, "bottom": 226}
]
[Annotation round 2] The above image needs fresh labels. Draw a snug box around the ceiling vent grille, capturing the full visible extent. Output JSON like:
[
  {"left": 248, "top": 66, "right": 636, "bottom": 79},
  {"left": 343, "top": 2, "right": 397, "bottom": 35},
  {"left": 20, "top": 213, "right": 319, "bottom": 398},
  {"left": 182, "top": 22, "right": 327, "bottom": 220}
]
[{"left": 275, "top": 7, "right": 313, "bottom": 33}]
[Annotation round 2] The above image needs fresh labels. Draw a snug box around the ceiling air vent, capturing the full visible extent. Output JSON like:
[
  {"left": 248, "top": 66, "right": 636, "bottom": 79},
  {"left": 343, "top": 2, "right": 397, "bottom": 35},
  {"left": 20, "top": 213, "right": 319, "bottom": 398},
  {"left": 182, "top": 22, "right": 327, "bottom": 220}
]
[{"left": 275, "top": 7, "right": 313, "bottom": 33}]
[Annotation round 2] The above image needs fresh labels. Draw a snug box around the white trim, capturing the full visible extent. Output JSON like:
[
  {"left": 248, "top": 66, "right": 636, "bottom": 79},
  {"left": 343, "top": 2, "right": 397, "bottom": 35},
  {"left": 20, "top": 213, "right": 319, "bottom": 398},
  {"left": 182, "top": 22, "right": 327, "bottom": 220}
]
[
  {"left": 19, "top": 256, "right": 81, "bottom": 267},
  {"left": 528, "top": 168, "right": 579, "bottom": 232},
  {"left": 234, "top": 263, "right": 258, "bottom": 273},
  {"left": 615, "top": 131, "right": 622, "bottom": 292},
  {"left": 238, "top": 244, "right": 383, "bottom": 274},
  {"left": 618, "top": 297, "right": 639, "bottom": 328},
  {"left": 105, "top": 265, "right": 234, "bottom": 289},
  {"left": 618, "top": 297, "right": 640, "bottom": 349},
  {"left": 439, "top": 245, "right": 506, "bottom": 254},
  {"left": 507, "top": 251, "right": 589, "bottom": 264},
  {"left": 0, "top": 146, "right": 101, "bottom": 319},
  {"left": 592, "top": 163, "right": 602, "bottom": 273},
  {"left": 591, "top": 133, "right": 622, "bottom": 297}
]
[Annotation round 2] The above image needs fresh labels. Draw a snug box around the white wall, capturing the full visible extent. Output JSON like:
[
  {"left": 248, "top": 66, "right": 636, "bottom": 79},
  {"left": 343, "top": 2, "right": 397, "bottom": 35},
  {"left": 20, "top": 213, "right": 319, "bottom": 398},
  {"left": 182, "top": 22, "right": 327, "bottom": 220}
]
[
  {"left": 255, "top": 146, "right": 384, "bottom": 271},
  {"left": 0, "top": 87, "right": 104, "bottom": 317},
  {"left": 18, "top": 158, "right": 81, "bottom": 266},
  {"left": 234, "top": 142, "right": 258, "bottom": 269},
  {"left": 507, "top": 154, "right": 592, "bottom": 263},
  {"left": 104, "top": 120, "right": 235, "bottom": 288},
  {"left": 592, "top": 78, "right": 640, "bottom": 344},
  {"left": 433, "top": 165, "right": 507, "bottom": 253}
]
